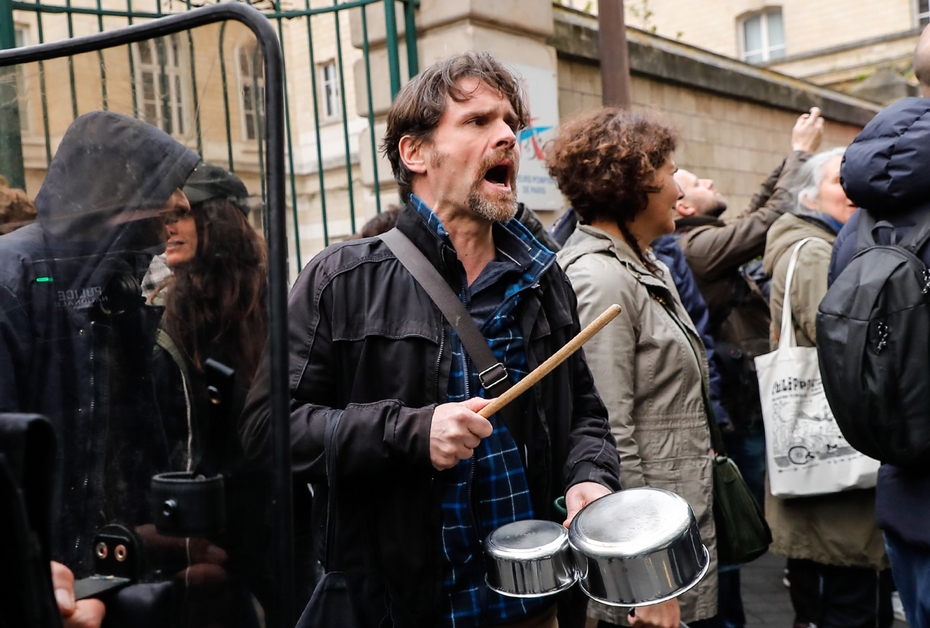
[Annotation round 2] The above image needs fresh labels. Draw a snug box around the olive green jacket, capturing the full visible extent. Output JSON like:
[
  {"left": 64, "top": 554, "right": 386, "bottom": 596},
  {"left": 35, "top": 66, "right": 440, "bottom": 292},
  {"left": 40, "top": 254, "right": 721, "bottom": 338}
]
[
  {"left": 558, "top": 225, "right": 718, "bottom": 623},
  {"left": 762, "top": 212, "right": 888, "bottom": 569}
]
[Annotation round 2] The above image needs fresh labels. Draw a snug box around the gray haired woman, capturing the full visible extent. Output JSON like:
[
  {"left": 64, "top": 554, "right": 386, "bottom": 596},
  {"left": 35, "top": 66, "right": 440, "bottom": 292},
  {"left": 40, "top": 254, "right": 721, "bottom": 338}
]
[{"left": 762, "top": 147, "right": 892, "bottom": 628}]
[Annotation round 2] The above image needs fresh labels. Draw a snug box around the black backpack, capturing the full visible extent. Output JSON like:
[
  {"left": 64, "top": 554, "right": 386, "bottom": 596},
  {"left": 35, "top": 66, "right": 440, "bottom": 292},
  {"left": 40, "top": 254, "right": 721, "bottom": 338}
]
[{"left": 816, "top": 209, "right": 930, "bottom": 469}]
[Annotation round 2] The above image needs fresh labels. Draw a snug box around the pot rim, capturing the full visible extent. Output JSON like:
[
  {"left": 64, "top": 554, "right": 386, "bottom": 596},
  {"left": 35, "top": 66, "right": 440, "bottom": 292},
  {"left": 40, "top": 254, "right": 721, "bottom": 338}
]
[
  {"left": 578, "top": 545, "right": 710, "bottom": 607},
  {"left": 484, "top": 573, "right": 578, "bottom": 599}
]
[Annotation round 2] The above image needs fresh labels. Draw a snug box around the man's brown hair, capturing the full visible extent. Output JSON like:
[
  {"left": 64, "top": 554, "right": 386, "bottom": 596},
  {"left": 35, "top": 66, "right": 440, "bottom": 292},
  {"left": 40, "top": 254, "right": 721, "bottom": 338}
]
[{"left": 380, "top": 52, "right": 529, "bottom": 203}]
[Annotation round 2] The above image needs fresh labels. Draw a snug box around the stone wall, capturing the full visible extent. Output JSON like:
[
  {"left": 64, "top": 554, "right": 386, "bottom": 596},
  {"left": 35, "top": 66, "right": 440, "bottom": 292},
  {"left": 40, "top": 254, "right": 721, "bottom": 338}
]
[
  {"left": 618, "top": 0, "right": 915, "bottom": 64},
  {"left": 550, "top": 6, "right": 880, "bottom": 218}
]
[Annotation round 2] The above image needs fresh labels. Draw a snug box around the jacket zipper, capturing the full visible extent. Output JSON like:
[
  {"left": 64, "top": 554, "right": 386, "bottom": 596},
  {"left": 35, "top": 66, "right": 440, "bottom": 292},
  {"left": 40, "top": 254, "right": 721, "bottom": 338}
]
[{"left": 652, "top": 291, "right": 724, "bottom": 453}]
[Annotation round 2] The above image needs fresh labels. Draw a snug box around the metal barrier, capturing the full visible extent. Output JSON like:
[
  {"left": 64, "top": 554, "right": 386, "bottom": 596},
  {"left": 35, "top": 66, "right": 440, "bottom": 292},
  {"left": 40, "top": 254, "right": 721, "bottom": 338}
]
[{"left": 0, "top": 0, "right": 417, "bottom": 269}]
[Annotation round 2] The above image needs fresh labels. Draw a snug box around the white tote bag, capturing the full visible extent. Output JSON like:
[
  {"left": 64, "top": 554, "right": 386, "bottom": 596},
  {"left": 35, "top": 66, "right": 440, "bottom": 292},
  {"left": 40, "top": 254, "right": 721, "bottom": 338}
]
[{"left": 754, "top": 237, "right": 879, "bottom": 498}]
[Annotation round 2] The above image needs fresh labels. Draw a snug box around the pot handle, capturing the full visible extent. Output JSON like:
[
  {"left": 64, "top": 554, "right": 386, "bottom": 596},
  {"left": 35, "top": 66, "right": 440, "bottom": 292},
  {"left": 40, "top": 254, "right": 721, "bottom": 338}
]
[{"left": 553, "top": 495, "right": 567, "bottom": 517}]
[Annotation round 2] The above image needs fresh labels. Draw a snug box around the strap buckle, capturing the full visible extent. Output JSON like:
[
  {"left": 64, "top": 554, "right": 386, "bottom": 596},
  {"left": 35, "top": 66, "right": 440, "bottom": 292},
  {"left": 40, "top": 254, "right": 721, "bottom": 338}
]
[{"left": 478, "top": 362, "right": 509, "bottom": 391}]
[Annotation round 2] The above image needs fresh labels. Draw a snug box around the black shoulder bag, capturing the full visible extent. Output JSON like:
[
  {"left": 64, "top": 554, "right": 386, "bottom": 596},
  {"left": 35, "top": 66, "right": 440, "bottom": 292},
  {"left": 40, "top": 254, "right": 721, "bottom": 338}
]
[{"left": 295, "top": 412, "right": 361, "bottom": 628}]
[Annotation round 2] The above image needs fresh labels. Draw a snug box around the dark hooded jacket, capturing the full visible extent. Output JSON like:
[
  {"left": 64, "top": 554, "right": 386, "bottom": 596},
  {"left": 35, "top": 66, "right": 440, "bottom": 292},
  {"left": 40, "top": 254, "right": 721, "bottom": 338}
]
[
  {"left": 830, "top": 97, "right": 930, "bottom": 550},
  {"left": 0, "top": 111, "right": 199, "bottom": 574}
]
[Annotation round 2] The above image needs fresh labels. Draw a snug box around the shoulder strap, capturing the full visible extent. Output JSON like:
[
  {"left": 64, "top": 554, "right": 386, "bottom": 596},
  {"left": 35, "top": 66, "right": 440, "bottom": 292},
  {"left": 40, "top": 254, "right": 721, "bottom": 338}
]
[
  {"left": 322, "top": 412, "right": 340, "bottom": 568},
  {"left": 898, "top": 209, "right": 930, "bottom": 255},
  {"left": 855, "top": 208, "right": 879, "bottom": 252},
  {"left": 778, "top": 237, "right": 820, "bottom": 350},
  {"left": 857, "top": 208, "right": 930, "bottom": 256},
  {"left": 378, "top": 229, "right": 511, "bottom": 395}
]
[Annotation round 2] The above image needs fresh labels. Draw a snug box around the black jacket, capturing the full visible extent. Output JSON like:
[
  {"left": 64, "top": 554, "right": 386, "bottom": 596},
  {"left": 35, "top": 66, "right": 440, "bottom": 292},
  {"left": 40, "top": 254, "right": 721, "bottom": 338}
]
[
  {"left": 0, "top": 111, "right": 199, "bottom": 574},
  {"left": 830, "top": 97, "right": 930, "bottom": 550},
  {"left": 240, "top": 203, "right": 621, "bottom": 627}
]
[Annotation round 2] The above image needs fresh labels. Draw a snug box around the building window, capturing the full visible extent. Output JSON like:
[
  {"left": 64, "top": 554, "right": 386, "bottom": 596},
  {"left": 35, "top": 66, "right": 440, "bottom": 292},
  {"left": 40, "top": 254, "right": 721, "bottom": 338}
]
[
  {"left": 237, "top": 44, "right": 265, "bottom": 141},
  {"left": 319, "top": 60, "right": 340, "bottom": 120},
  {"left": 133, "top": 34, "right": 189, "bottom": 135},
  {"left": 14, "top": 26, "right": 30, "bottom": 131},
  {"left": 740, "top": 8, "right": 786, "bottom": 63},
  {"left": 918, "top": 0, "right": 930, "bottom": 27}
]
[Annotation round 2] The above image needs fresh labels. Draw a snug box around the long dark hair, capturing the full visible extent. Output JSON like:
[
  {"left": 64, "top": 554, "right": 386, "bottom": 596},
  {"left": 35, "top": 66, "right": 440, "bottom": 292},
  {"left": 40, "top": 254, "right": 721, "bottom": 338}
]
[{"left": 157, "top": 198, "right": 267, "bottom": 384}]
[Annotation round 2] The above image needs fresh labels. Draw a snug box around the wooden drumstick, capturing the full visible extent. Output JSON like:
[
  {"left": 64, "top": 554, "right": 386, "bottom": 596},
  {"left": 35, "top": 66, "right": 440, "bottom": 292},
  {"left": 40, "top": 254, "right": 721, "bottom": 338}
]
[{"left": 479, "top": 304, "right": 622, "bottom": 419}]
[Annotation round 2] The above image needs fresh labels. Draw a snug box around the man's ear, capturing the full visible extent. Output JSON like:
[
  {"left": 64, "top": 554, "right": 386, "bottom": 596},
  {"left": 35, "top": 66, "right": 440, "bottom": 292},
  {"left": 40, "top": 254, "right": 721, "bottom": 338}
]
[
  {"left": 675, "top": 199, "right": 696, "bottom": 217},
  {"left": 399, "top": 136, "right": 427, "bottom": 175}
]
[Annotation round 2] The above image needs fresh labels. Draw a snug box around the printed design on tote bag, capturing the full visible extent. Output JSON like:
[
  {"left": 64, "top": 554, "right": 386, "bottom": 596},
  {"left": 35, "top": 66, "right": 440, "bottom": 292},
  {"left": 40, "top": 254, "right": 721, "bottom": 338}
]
[{"left": 769, "top": 385, "right": 857, "bottom": 468}]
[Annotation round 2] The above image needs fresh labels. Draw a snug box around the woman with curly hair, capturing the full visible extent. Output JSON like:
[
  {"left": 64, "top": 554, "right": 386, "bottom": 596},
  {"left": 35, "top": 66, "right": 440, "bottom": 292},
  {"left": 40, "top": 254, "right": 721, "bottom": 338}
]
[{"left": 551, "top": 109, "right": 719, "bottom": 628}]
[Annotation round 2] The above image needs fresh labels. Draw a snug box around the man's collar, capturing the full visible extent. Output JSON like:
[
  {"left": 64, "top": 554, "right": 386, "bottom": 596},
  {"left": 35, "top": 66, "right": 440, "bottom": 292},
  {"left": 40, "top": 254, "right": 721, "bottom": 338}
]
[
  {"left": 406, "top": 194, "right": 555, "bottom": 280},
  {"left": 674, "top": 214, "right": 724, "bottom": 231}
]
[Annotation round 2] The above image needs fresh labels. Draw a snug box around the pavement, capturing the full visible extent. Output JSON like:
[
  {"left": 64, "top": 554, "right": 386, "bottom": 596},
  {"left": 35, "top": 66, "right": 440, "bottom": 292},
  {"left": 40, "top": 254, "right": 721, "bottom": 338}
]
[
  {"left": 742, "top": 551, "right": 908, "bottom": 628},
  {"left": 741, "top": 551, "right": 796, "bottom": 626}
]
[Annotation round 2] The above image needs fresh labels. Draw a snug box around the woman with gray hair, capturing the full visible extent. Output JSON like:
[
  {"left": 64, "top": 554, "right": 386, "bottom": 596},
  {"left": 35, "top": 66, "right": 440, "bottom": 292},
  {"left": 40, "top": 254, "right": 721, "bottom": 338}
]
[{"left": 761, "top": 147, "right": 892, "bottom": 628}]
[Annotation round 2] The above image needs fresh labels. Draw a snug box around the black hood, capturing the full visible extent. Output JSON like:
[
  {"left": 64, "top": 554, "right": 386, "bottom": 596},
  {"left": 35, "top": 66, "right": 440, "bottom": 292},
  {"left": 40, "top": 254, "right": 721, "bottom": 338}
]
[
  {"left": 841, "top": 98, "right": 930, "bottom": 214},
  {"left": 35, "top": 111, "right": 199, "bottom": 246}
]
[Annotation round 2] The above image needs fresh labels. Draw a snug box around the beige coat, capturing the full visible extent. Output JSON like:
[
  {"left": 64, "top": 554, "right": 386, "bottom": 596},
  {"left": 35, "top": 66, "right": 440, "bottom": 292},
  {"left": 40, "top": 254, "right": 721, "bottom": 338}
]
[
  {"left": 558, "top": 225, "right": 718, "bottom": 623},
  {"left": 762, "top": 212, "right": 888, "bottom": 569}
]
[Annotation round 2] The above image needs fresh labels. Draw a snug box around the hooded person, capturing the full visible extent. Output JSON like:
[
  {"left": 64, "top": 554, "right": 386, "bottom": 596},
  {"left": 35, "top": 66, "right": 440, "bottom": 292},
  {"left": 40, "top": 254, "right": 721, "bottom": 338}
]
[
  {"left": 763, "top": 147, "right": 891, "bottom": 628},
  {"left": 0, "top": 110, "right": 199, "bottom": 577},
  {"left": 829, "top": 97, "right": 930, "bottom": 628}
]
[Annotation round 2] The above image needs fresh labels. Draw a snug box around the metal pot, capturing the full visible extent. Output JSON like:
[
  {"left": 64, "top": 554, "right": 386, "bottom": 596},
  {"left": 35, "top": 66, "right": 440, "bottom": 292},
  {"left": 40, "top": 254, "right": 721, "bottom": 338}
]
[
  {"left": 484, "top": 519, "right": 577, "bottom": 597},
  {"left": 568, "top": 487, "right": 709, "bottom": 607}
]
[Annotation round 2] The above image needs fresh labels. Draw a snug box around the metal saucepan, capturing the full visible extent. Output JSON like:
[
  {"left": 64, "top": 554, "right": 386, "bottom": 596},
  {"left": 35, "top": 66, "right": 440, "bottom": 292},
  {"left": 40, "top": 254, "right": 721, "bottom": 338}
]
[
  {"left": 485, "top": 519, "right": 576, "bottom": 597},
  {"left": 568, "top": 487, "right": 709, "bottom": 607}
]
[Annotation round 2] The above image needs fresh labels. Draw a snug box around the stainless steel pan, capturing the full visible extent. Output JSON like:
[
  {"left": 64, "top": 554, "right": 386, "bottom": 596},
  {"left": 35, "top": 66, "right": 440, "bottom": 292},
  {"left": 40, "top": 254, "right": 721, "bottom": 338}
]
[
  {"left": 484, "top": 519, "right": 576, "bottom": 597},
  {"left": 568, "top": 487, "right": 709, "bottom": 607}
]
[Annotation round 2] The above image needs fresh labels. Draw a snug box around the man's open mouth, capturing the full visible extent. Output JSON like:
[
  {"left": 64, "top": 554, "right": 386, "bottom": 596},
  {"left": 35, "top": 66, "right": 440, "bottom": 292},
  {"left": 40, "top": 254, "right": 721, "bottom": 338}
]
[{"left": 484, "top": 161, "right": 513, "bottom": 189}]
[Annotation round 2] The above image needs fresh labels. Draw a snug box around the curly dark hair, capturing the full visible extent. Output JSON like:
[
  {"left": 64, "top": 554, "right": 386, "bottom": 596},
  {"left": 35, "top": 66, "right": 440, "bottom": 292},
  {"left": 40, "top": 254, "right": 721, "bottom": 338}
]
[
  {"left": 380, "top": 52, "right": 529, "bottom": 203},
  {"left": 546, "top": 108, "right": 677, "bottom": 267},
  {"left": 156, "top": 198, "right": 268, "bottom": 384}
]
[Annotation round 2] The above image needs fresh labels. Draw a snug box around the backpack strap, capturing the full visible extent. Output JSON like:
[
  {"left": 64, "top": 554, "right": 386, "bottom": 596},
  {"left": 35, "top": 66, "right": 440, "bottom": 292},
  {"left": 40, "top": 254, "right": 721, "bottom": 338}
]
[
  {"left": 856, "top": 209, "right": 886, "bottom": 251},
  {"left": 898, "top": 209, "right": 930, "bottom": 255},
  {"left": 857, "top": 208, "right": 930, "bottom": 256}
]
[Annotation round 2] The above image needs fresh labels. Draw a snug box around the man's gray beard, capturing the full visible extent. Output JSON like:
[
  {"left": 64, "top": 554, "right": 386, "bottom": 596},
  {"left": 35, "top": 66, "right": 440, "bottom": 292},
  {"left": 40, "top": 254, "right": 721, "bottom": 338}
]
[{"left": 468, "top": 186, "right": 518, "bottom": 223}]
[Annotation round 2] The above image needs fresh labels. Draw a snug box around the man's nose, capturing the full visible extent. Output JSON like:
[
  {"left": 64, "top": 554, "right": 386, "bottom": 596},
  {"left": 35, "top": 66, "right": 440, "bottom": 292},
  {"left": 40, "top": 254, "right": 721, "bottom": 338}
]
[
  {"left": 701, "top": 178, "right": 715, "bottom": 190},
  {"left": 493, "top": 119, "right": 516, "bottom": 148}
]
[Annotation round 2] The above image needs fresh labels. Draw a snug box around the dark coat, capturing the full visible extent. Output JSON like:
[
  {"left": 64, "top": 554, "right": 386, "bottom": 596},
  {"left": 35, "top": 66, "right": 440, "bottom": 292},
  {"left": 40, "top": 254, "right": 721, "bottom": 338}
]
[
  {"left": 652, "top": 235, "right": 729, "bottom": 426},
  {"left": 240, "top": 203, "right": 621, "bottom": 627},
  {"left": 830, "top": 97, "right": 930, "bottom": 550},
  {"left": 0, "top": 111, "right": 199, "bottom": 574}
]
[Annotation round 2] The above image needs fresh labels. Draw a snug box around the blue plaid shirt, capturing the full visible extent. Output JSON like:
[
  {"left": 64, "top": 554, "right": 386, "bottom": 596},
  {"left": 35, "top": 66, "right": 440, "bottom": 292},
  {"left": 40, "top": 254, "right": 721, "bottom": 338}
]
[{"left": 409, "top": 196, "right": 557, "bottom": 627}]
